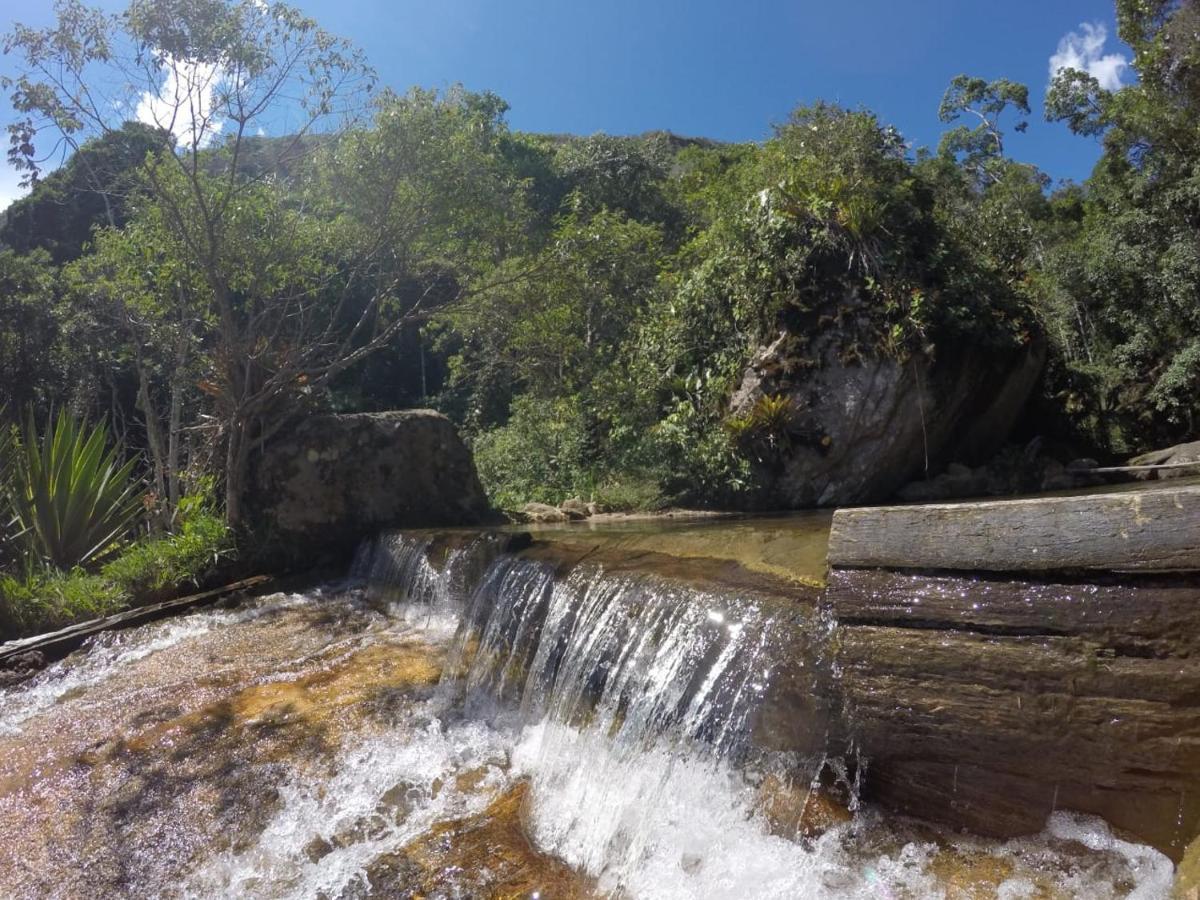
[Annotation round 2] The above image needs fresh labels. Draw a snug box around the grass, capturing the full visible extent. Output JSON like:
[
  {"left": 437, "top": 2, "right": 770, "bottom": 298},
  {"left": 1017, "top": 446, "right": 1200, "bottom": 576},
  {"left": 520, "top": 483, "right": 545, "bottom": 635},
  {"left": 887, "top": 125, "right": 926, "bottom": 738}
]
[{"left": 0, "top": 506, "right": 233, "bottom": 642}]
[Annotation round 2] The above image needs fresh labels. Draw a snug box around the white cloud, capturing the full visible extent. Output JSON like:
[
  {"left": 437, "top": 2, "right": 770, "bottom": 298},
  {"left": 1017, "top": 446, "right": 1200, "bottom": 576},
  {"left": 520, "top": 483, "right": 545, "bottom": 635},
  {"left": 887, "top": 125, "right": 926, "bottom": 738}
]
[
  {"left": 135, "top": 54, "right": 225, "bottom": 148},
  {"left": 1049, "top": 22, "right": 1129, "bottom": 91}
]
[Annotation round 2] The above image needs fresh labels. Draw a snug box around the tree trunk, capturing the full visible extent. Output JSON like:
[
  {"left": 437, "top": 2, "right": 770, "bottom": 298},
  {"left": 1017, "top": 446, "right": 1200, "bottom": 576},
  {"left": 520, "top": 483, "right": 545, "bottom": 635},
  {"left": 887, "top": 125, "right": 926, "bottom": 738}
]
[
  {"left": 134, "top": 350, "right": 168, "bottom": 515},
  {"left": 167, "top": 377, "right": 183, "bottom": 510},
  {"left": 223, "top": 418, "right": 251, "bottom": 528}
]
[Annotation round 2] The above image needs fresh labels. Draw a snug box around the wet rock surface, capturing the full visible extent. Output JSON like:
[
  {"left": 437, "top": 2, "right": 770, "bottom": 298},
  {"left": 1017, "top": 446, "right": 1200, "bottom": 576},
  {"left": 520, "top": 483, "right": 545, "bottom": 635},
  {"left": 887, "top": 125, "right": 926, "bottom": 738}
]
[
  {"left": 825, "top": 486, "right": 1200, "bottom": 861},
  {"left": 0, "top": 650, "right": 45, "bottom": 688}
]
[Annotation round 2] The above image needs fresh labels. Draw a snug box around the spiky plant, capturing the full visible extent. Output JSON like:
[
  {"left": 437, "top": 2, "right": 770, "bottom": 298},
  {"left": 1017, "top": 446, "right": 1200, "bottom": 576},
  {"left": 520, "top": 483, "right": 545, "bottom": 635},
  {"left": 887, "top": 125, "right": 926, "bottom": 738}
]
[{"left": 8, "top": 410, "right": 145, "bottom": 570}]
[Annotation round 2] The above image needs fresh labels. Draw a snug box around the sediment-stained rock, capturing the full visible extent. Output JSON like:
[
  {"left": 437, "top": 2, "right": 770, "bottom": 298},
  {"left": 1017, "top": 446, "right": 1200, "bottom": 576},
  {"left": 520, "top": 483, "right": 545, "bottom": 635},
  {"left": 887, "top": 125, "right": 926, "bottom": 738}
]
[{"left": 825, "top": 566, "right": 1200, "bottom": 859}]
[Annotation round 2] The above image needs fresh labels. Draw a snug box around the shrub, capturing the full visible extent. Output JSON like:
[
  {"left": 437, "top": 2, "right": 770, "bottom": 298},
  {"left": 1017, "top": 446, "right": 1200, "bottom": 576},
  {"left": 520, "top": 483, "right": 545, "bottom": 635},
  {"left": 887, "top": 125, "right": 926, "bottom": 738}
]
[
  {"left": 472, "top": 395, "right": 593, "bottom": 508},
  {"left": 101, "top": 499, "right": 232, "bottom": 598},
  {"left": 0, "top": 494, "right": 231, "bottom": 641},
  {"left": 7, "top": 410, "right": 144, "bottom": 569},
  {"left": 0, "top": 568, "right": 125, "bottom": 637}
]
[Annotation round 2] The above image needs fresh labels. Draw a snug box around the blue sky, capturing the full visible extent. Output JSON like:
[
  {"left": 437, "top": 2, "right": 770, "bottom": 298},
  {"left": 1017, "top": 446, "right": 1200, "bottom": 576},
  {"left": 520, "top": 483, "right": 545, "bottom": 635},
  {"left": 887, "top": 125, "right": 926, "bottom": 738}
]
[{"left": 0, "top": 0, "right": 1129, "bottom": 210}]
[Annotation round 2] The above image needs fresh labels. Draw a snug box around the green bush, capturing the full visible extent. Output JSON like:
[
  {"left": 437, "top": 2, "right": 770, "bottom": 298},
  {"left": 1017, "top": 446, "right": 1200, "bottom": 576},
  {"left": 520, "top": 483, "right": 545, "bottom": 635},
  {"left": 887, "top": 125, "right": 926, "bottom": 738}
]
[
  {"left": 472, "top": 395, "right": 592, "bottom": 509},
  {"left": 7, "top": 410, "right": 144, "bottom": 569},
  {"left": 0, "top": 568, "right": 124, "bottom": 637},
  {"left": 472, "top": 394, "right": 668, "bottom": 511},
  {"left": 0, "top": 494, "right": 231, "bottom": 641},
  {"left": 101, "top": 501, "right": 232, "bottom": 598}
]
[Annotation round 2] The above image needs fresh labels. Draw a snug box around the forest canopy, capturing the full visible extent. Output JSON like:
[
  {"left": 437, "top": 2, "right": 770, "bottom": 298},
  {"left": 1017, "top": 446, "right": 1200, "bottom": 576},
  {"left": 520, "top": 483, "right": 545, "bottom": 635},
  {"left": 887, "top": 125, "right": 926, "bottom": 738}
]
[{"left": 0, "top": 0, "right": 1197, "bottom": 535}]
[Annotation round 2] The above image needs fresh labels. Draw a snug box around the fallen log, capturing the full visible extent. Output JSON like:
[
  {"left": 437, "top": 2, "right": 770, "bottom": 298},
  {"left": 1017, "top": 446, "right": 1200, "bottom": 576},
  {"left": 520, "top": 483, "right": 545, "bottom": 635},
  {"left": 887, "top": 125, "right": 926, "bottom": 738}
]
[
  {"left": 828, "top": 484, "right": 1200, "bottom": 573},
  {"left": 0, "top": 575, "right": 272, "bottom": 667},
  {"left": 1089, "top": 460, "right": 1200, "bottom": 474}
]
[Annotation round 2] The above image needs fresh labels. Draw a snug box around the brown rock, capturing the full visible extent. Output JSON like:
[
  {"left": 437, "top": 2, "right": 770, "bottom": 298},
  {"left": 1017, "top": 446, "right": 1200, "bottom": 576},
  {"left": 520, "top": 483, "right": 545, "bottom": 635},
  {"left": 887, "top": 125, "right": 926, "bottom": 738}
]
[
  {"left": 1131, "top": 439, "right": 1200, "bottom": 480},
  {"left": 825, "top": 566, "right": 1200, "bottom": 859},
  {"left": 757, "top": 773, "right": 852, "bottom": 839},
  {"left": 729, "top": 329, "right": 1045, "bottom": 507},
  {"left": 247, "top": 410, "right": 493, "bottom": 566},
  {"left": 560, "top": 498, "right": 590, "bottom": 520},
  {"left": 520, "top": 503, "right": 568, "bottom": 524}
]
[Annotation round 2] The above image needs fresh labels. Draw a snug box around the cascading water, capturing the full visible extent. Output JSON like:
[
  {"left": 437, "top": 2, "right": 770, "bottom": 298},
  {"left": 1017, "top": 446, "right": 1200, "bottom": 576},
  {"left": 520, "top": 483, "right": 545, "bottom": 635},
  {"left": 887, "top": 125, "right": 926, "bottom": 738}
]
[
  {"left": 447, "top": 554, "right": 837, "bottom": 895},
  {"left": 0, "top": 527, "right": 1178, "bottom": 899}
]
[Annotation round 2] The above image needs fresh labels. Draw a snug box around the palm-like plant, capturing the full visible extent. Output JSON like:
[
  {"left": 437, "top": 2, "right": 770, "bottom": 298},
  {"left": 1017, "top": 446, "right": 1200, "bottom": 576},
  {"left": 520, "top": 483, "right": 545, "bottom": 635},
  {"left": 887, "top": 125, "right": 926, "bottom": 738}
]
[{"left": 7, "top": 410, "right": 144, "bottom": 569}]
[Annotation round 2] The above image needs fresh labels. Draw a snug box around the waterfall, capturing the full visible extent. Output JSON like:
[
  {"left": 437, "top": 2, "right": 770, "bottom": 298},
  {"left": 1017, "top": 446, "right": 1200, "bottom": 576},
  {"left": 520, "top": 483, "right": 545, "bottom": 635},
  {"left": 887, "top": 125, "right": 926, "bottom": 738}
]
[
  {"left": 353, "top": 530, "right": 509, "bottom": 630},
  {"left": 361, "top": 533, "right": 841, "bottom": 895},
  {"left": 4, "top": 530, "right": 1172, "bottom": 900}
]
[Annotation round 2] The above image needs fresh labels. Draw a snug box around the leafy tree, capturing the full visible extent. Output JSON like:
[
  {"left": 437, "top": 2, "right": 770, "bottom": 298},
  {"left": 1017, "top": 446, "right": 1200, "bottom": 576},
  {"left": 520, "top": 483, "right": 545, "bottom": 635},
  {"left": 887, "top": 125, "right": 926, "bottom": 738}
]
[
  {"left": 1038, "top": 0, "right": 1200, "bottom": 451},
  {"left": 0, "top": 122, "right": 169, "bottom": 263},
  {"left": 0, "top": 250, "right": 62, "bottom": 414},
  {"left": 1045, "top": 68, "right": 1112, "bottom": 138},
  {"left": 5, "top": 0, "right": 377, "bottom": 524},
  {"left": 63, "top": 215, "right": 208, "bottom": 514},
  {"left": 938, "top": 75, "right": 1030, "bottom": 184}
]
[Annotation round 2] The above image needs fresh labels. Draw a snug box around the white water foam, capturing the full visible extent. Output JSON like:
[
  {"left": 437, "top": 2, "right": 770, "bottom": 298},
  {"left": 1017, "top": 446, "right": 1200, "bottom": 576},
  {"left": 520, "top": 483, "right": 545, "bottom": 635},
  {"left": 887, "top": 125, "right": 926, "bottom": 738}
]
[
  {"left": 0, "top": 591, "right": 311, "bottom": 736},
  {"left": 185, "top": 704, "right": 514, "bottom": 899},
  {"left": 510, "top": 720, "right": 1175, "bottom": 900}
]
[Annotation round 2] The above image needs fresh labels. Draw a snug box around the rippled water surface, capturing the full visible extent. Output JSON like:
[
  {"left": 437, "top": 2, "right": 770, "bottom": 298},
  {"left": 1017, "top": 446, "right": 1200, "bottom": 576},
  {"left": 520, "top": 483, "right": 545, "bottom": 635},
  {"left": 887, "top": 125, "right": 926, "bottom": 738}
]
[{"left": 0, "top": 548, "right": 1176, "bottom": 899}]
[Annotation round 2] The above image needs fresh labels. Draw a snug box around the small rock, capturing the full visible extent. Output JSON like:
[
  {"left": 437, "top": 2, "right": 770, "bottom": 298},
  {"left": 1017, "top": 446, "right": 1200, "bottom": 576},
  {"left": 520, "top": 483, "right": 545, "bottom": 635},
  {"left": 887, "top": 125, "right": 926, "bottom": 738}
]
[
  {"left": 1129, "top": 439, "right": 1200, "bottom": 480},
  {"left": 1066, "top": 458, "right": 1100, "bottom": 471},
  {"left": 679, "top": 852, "right": 704, "bottom": 875},
  {"left": 520, "top": 502, "right": 567, "bottom": 524},
  {"left": 757, "top": 773, "right": 852, "bottom": 839},
  {"left": 560, "top": 498, "right": 590, "bottom": 520},
  {"left": 3, "top": 650, "right": 45, "bottom": 673}
]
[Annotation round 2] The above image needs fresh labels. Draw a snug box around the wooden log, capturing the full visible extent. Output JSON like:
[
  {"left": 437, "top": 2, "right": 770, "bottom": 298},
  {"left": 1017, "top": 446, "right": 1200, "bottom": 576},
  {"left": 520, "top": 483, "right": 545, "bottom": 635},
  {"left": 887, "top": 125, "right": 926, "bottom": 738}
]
[
  {"left": 0, "top": 575, "right": 272, "bottom": 666},
  {"left": 828, "top": 485, "right": 1200, "bottom": 573}
]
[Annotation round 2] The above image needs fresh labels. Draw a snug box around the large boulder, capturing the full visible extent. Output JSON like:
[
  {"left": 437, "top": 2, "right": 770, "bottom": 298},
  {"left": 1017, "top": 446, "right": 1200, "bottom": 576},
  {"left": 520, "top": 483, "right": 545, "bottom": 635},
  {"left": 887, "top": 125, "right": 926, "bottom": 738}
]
[
  {"left": 1130, "top": 439, "right": 1200, "bottom": 479},
  {"left": 825, "top": 487, "right": 1200, "bottom": 859},
  {"left": 729, "top": 332, "right": 1045, "bottom": 507},
  {"left": 248, "top": 410, "right": 493, "bottom": 567}
]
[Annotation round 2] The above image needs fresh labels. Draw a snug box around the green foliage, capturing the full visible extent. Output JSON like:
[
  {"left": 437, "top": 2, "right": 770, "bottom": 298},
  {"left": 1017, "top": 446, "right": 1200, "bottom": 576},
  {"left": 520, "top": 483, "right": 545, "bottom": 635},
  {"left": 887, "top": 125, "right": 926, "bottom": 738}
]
[
  {"left": 0, "top": 568, "right": 125, "bottom": 638},
  {"left": 617, "top": 103, "right": 1037, "bottom": 502},
  {"left": 0, "top": 492, "right": 229, "bottom": 639},
  {"left": 471, "top": 395, "right": 594, "bottom": 509},
  {"left": 0, "top": 121, "right": 170, "bottom": 263},
  {"left": 7, "top": 409, "right": 144, "bottom": 569},
  {"left": 1045, "top": 68, "right": 1111, "bottom": 137},
  {"left": 444, "top": 203, "right": 664, "bottom": 422},
  {"left": 1036, "top": 0, "right": 1200, "bottom": 452},
  {"left": 100, "top": 496, "right": 231, "bottom": 597},
  {"left": 938, "top": 75, "right": 1030, "bottom": 183},
  {"left": 5, "top": 0, "right": 1200, "bottom": 524},
  {"left": 472, "top": 394, "right": 669, "bottom": 512}
]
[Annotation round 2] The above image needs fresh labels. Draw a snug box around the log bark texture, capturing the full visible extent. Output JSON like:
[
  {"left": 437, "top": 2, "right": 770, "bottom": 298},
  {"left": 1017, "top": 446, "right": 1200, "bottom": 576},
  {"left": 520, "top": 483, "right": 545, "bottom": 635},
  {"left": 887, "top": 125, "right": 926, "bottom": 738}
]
[{"left": 828, "top": 485, "right": 1200, "bottom": 572}]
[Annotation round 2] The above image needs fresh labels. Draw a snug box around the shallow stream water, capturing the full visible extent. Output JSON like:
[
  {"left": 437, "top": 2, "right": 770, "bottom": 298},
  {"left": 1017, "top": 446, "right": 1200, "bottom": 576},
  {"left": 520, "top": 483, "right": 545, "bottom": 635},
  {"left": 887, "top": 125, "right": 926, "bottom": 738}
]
[{"left": 0, "top": 527, "right": 1176, "bottom": 899}]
